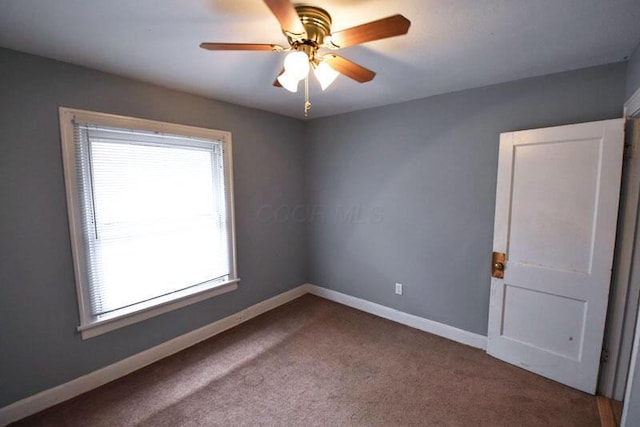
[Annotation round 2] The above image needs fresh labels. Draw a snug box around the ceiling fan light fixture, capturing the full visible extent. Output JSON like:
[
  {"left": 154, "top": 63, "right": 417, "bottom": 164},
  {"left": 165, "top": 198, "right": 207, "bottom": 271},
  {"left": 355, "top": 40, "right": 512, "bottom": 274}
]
[
  {"left": 277, "top": 71, "right": 300, "bottom": 92},
  {"left": 313, "top": 61, "right": 339, "bottom": 90},
  {"left": 200, "top": 1, "right": 411, "bottom": 116},
  {"left": 283, "top": 50, "right": 310, "bottom": 80}
]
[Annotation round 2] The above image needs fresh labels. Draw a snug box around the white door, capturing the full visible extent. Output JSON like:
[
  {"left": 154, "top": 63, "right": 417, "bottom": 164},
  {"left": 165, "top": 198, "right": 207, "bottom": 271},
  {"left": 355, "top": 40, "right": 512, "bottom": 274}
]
[{"left": 487, "top": 118, "right": 625, "bottom": 394}]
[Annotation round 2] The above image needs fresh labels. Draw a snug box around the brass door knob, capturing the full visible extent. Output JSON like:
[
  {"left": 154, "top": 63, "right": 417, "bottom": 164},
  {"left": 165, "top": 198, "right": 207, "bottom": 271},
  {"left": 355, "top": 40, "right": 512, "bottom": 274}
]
[{"left": 492, "top": 252, "right": 506, "bottom": 278}]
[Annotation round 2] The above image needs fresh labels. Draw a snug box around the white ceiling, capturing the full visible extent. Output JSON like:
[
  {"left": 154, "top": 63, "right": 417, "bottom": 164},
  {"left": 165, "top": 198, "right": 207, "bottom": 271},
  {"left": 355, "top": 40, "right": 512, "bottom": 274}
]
[{"left": 1, "top": 0, "right": 639, "bottom": 119}]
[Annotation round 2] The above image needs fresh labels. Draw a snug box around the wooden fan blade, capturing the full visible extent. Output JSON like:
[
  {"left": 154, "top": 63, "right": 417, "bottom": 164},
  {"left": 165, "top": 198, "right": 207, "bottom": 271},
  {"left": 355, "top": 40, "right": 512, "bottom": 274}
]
[
  {"left": 323, "top": 55, "right": 375, "bottom": 83},
  {"left": 263, "top": 0, "right": 306, "bottom": 37},
  {"left": 329, "top": 15, "right": 410, "bottom": 48},
  {"left": 200, "top": 43, "right": 284, "bottom": 51},
  {"left": 273, "top": 68, "right": 284, "bottom": 87}
]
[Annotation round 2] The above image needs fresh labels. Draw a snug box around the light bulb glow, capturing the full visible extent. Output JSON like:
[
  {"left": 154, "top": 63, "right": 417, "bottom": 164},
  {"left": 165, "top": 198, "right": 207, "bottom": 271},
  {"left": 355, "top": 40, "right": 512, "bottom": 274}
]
[
  {"left": 277, "top": 72, "right": 299, "bottom": 93},
  {"left": 283, "top": 51, "right": 310, "bottom": 80},
  {"left": 313, "top": 61, "right": 339, "bottom": 90}
]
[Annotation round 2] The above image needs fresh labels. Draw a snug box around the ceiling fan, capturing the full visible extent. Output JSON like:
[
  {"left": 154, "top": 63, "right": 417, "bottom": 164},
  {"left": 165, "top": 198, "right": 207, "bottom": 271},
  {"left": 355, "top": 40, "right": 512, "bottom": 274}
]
[{"left": 200, "top": 0, "right": 411, "bottom": 116}]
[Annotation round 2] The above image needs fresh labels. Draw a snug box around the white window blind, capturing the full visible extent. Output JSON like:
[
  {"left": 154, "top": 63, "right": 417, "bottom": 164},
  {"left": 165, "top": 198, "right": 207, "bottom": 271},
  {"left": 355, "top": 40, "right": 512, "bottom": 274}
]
[{"left": 60, "top": 108, "right": 238, "bottom": 338}]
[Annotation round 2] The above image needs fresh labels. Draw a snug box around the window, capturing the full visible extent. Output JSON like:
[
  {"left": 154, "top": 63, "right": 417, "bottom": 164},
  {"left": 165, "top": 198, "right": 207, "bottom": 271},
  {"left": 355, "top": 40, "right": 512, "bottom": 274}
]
[{"left": 59, "top": 108, "right": 238, "bottom": 339}]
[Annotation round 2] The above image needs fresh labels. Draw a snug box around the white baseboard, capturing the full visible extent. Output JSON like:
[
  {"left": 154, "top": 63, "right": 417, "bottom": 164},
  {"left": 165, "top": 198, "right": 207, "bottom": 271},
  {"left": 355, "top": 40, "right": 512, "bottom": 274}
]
[
  {"left": 0, "top": 285, "right": 308, "bottom": 426},
  {"left": 1, "top": 283, "right": 488, "bottom": 426},
  {"left": 305, "top": 284, "right": 487, "bottom": 350}
]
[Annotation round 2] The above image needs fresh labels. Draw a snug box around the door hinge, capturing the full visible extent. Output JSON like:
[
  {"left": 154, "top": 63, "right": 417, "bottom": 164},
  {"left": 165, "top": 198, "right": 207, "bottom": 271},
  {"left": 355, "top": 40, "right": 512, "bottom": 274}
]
[
  {"left": 601, "top": 348, "right": 609, "bottom": 364},
  {"left": 624, "top": 119, "right": 639, "bottom": 160}
]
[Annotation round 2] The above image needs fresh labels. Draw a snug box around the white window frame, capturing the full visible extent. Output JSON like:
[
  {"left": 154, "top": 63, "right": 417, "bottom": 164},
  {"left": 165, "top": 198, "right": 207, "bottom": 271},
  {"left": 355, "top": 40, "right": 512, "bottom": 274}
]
[{"left": 59, "top": 107, "right": 239, "bottom": 339}]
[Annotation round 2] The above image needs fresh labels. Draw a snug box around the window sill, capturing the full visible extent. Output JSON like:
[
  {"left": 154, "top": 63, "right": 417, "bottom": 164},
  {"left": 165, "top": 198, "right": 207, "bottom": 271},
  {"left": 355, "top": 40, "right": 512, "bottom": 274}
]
[{"left": 78, "top": 279, "right": 239, "bottom": 339}]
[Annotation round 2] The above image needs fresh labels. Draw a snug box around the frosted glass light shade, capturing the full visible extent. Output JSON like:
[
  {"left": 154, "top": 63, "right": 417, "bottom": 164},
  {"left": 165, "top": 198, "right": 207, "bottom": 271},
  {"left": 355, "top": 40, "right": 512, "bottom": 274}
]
[
  {"left": 313, "top": 61, "right": 339, "bottom": 90},
  {"left": 277, "top": 72, "right": 299, "bottom": 93},
  {"left": 284, "top": 51, "right": 310, "bottom": 80}
]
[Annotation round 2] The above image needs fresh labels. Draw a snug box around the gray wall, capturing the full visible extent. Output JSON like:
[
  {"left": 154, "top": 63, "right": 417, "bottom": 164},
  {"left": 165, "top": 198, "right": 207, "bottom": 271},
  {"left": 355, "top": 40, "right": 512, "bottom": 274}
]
[
  {"left": 306, "top": 62, "right": 627, "bottom": 336},
  {"left": 0, "top": 48, "right": 307, "bottom": 407},
  {"left": 627, "top": 40, "right": 640, "bottom": 100},
  {"left": 0, "top": 45, "right": 631, "bottom": 410}
]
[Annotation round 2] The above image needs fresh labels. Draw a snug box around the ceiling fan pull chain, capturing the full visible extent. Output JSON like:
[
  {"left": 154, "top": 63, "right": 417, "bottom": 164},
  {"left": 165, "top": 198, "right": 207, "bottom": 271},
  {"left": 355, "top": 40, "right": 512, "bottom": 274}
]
[{"left": 304, "top": 74, "right": 312, "bottom": 117}]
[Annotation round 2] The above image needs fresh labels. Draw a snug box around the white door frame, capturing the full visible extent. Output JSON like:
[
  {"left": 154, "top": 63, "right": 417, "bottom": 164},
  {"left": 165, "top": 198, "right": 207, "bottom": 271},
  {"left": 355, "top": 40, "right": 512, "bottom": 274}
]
[
  {"left": 620, "top": 88, "right": 640, "bottom": 425},
  {"left": 621, "top": 285, "right": 640, "bottom": 426},
  {"left": 600, "top": 89, "right": 640, "bottom": 400}
]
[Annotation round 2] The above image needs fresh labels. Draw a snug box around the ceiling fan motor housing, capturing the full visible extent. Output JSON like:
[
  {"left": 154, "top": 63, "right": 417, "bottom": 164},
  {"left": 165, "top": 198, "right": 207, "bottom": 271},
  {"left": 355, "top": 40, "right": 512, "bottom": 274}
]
[{"left": 288, "top": 5, "right": 332, "bottom": 58}]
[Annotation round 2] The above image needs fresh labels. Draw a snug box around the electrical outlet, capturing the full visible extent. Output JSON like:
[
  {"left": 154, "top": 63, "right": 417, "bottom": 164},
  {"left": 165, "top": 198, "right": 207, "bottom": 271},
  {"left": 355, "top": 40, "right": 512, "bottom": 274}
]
[{"left": 395, "top": 282, "right": 403, "bottom": 295}]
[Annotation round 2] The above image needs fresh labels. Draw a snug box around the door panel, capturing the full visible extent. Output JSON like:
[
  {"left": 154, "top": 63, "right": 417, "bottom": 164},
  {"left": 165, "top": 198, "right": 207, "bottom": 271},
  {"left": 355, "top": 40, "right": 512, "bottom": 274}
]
[
  {"left": 487, "top": 119, "right": 624, "bottom": 394},
  {"left": 502, "top": 284, "right": 586, "bottom": 360},
  {"left": 509, "top": 138, "right": 601, "bottom": 274}
]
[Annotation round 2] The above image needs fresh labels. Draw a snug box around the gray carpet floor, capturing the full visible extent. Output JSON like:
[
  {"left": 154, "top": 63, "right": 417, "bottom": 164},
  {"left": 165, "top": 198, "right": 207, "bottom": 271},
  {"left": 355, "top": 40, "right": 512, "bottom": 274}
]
[{"left": 13, "top": 294, "right": 600, "bottom": 426}]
